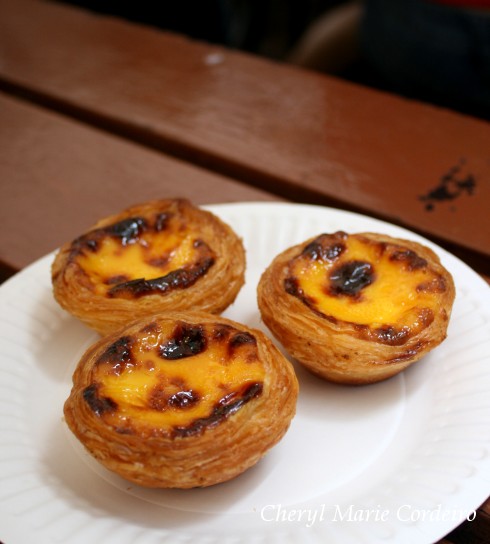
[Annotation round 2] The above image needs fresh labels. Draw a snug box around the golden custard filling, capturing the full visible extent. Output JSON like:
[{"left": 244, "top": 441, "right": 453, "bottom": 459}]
[
  {"left": 83, "top": 320, "right": 265, "bottom": 437},
  {"left": 70, "top": 213, "right": 215, "bottom": 298},
  {"left": 285, "top": 232, "right": 448, "bottom": 344}
]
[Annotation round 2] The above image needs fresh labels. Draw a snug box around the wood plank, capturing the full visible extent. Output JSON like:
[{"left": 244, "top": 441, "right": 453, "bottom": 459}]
[
  {"left": 446, "top": 497, "right": 490, "bottom": 544},
  {"left": 0, "top": 0, "right": 489, "bottom": 267},
  {"left": 0, "top": 92, "right": 278, "bottom": 273}
]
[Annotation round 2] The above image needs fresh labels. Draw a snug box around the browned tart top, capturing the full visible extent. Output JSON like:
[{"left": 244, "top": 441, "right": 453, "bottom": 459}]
[
  {"left": 284, "top": 231, "right": 452, "bottom": 346},
  {"left": 79, "top": 318, "right": 266, "bottom": 438}
]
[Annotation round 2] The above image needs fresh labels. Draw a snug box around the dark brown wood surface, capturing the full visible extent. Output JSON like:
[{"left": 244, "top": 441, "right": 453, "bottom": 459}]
[
  {"left": 0, "top": 92, "right": 277, "bottom": 275},
  {"left": 1, "top": 0, "right": 489, "bottom": 273},
  {"left": 0, "top": 2, "right": 488, "bottom": 543}
]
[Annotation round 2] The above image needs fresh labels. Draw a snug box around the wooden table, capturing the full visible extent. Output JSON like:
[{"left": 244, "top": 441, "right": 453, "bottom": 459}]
[{"left": 0, "top": 1, "right": 488, "bottom": 542}]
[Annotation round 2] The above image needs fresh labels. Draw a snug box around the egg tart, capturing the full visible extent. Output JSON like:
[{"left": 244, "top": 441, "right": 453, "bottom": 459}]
[
  {"left": 52, "top": 199, "right": 245, "bottom": 335},
  {"left": 257, "top": 231, "right": 455, "bottom": 384},
  {"left": 63, "top": 311, "right": 298, "bottom": 488}
]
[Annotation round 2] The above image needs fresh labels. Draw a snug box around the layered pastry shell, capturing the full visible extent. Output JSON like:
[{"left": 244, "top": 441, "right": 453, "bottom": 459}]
[
  {"left": 63, "top": 311, "right": 298, "bottom": 488},
  {"left": 52, "top": 199, "right": 245, "bottom": 335},
  {"left": 257, "top": 231, "right": 455, "bottom": 384}
]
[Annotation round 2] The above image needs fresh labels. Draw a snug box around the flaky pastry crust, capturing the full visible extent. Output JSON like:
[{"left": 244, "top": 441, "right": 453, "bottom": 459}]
[
  {"left": 52, "top": 199, "right": 245, "bottom": 335},
  {"left": 257, "top": 231, "right": 455, "bottom": 384},
  {"left": 63, "top": 311, "right": 298, "bottom": 488}
]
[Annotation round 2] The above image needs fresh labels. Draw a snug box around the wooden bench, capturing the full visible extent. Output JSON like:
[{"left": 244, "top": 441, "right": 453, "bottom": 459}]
[
  {"left": 1, "top": 0, "right": 488, "bottom": 275},
  {"left": 0, "top": 92, "right": 277, "bottom": 276}
]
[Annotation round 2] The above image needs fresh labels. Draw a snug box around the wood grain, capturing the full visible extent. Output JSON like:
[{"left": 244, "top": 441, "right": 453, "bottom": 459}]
[
  {"left": 0, "top": 92, "right": 277, "bottom": 272},
  {"left": 0, "top": 0, "right": 488, "bottom": 263},
  {"left": 445, "top": 497, "right": 490, "bottom": 544}
]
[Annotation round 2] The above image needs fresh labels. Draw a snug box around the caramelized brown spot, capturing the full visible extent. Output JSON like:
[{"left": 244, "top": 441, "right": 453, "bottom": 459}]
[
  {"left": 172, "top": 382, "right": 263, "bottom": 437},
  {"left": 284, "top": 276, "right": 300, "bottom": 296},
  {"left": 154, "top": 212, "right": 170, "bottom": 231},
  {"left": 148, "top": 386, "right": 169, "bottom": 411},
  {"left": 70, "top": 234, "right": 99, "bottom": 255},
  {"left": 351, "top": 310, "right": 434, "bottom": 346},
  {"left": 372, "top": 325, "right": 410, "bottom": 346},
  {"left": 212, "top": 324, "right": 234, "bottom": 342},
  {"left": 83, "top": 383, "right": 118, "bottom": 415},
  {"left": 416, "top": 277, "right": 447, "bottom": 293},
  {"left": 105, "top": 274, "right": 130, "bottom": 285},
  {"left": 159, "top": 323, "right": 207, "bottom": 360},
  {"left": 147, "top": 256, "right": 170, "bottom": 268},
  {"left": 140, "top": 321, "right": 161, "bottom": 334},
  {"left": 284, "top": 276, "right": 319, "bottom": 309},
  {"left": 69, "top": 216, "right": 148, "bottom": 257},
  {"left": 302, "top": 233, "right": 346, "bottom": 261},
  {"left": 228, "top": 332, "right": 258, "bottom": 362},
  {"left": 193, "top": 239, "right": 206, "bottom": 248},
  {"left": 170, "top": 376, "right": 187, "bottom": 388},
  {"left": 229, "top": 332, "right": 256, "bottom": 349},
  {"left": 107, "top": 257, "right": 215, "bottom": 299},
  {"left": 148, "top": 385, "right": 200, "bottom": 411},
  {"left": 168, "top": 390, "right": 200, "bottom": 409},
  {"left": 389, "top": 249, "right": 427, "bottom": 271},
  {"left": 328, "top": 260, "right": 375, "bottom": 297},
  {"left": 96, "top": 335, "right": 134, "bottom": 374},
  {"left": 105, "top": 217, "right": 147, "bottom": 245},
  {"left": 209, "top": 326, "right": 259, "bottom": 362}
]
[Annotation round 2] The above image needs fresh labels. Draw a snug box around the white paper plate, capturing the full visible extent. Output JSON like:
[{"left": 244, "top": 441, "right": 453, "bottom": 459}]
[{"left": 1, "top": 202, "right": 489, "bottom": 544}]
